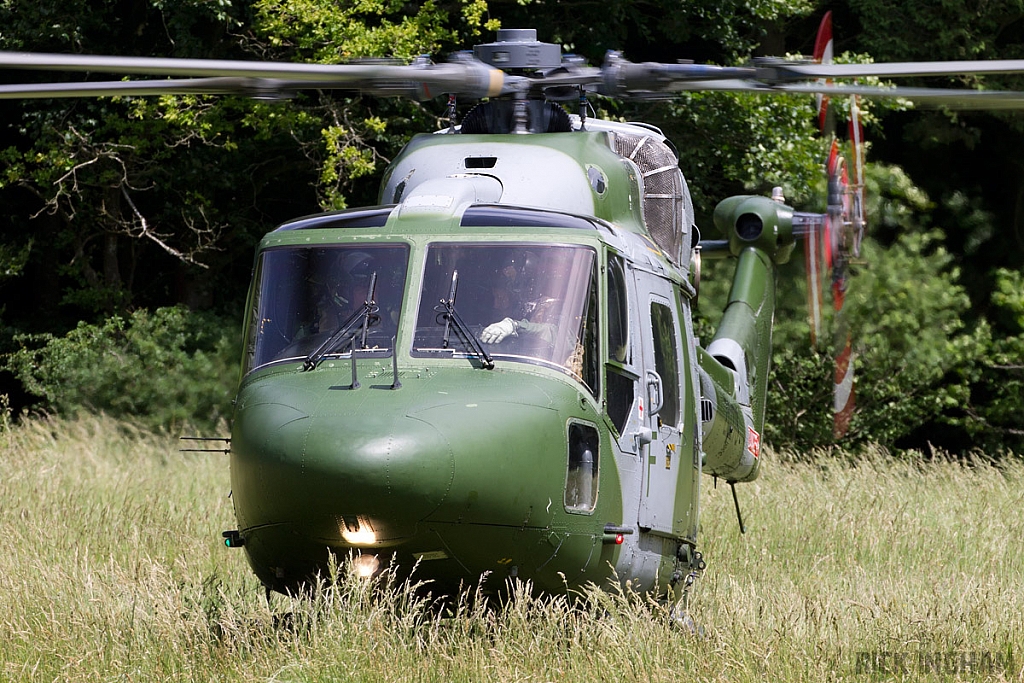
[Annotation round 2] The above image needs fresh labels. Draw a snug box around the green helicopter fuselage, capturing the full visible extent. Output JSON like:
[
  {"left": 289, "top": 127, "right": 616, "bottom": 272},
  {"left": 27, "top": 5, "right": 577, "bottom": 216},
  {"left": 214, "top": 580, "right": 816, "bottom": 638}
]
[{"left": 230, "top": 124, "right": 792, "bottom": 596}]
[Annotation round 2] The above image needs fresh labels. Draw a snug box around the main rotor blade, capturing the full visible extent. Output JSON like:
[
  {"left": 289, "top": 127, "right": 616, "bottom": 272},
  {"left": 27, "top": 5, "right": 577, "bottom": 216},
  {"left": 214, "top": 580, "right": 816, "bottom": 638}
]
[
  {"left": 645, "top": 77, "right": 1024, "bottom": 109},
  {"left": 8, "top": 48, "right": 1024, "bottom": 106},
  {"left": 591, "top": 54, "right": 1024, "bottom": 106},
  {"left": 758, "top": 59, "right": 1024, "bottom": 82},
  {"left": 774, "top": 81, "right": 1024, "bottom": 110},
  {"left": 0, "top": 51, "right": 522, "bottom": 100},
  {"left": 0, "top": 77, "right": 288, "bottom": 99}
]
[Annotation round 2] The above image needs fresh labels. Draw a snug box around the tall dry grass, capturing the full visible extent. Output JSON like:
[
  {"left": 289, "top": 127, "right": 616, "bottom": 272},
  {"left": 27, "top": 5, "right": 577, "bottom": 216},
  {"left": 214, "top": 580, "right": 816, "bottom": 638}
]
[{"left": 1, "top": 414, "right": 1021, "bottom": 681}]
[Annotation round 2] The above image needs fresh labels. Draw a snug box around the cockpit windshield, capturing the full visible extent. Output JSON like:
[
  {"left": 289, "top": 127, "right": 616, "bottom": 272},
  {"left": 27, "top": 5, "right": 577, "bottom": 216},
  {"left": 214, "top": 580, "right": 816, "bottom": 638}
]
[
  {"left": 413, "top": 243, "right": 598, "bottom": 387},
  {"left": 244, "top": 244, "right": 409, "bottom": 373}
]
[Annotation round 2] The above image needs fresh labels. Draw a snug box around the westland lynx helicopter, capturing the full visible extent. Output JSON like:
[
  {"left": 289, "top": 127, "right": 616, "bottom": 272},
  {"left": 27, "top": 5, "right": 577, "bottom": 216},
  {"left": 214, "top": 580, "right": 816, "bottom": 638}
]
[{"left": 5, "top": 19, "right": 1024, "bottom": 599}]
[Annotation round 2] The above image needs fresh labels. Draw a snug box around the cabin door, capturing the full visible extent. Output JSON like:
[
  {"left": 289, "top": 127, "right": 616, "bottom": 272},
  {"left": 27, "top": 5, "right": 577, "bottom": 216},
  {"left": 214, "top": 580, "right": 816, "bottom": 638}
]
[{"left": 634, "top": 270, "right": 685, "bottom": 536}]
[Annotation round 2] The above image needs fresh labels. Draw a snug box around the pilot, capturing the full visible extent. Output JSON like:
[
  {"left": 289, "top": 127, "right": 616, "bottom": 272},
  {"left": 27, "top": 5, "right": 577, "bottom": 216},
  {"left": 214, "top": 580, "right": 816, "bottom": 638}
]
[
  {"left": 480, "top": 251, "right": 558, "bottom": 346},
  {"left": 313, "top": 250, "right": 376, "bottom": 334}
]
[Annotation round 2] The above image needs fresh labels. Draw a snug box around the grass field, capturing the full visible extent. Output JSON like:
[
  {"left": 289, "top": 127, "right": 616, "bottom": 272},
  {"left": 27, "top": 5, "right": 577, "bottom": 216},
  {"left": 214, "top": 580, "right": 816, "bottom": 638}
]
[{"left": 1, "top": 414, "right": 1021, "bottom": 682}]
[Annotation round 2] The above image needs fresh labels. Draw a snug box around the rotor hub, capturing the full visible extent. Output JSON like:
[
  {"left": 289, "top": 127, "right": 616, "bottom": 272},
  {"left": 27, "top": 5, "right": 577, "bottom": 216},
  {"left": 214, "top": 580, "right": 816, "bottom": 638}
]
[{"left": 473, "top": 29, "right": 562, "bottom": 71}]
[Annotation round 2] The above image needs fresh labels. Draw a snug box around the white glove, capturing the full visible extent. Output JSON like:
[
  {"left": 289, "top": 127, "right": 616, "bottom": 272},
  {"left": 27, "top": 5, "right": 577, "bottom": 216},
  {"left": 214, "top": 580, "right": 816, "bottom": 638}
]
[{"left": 480, "top": 317, "right": 518, "bottom": 344}]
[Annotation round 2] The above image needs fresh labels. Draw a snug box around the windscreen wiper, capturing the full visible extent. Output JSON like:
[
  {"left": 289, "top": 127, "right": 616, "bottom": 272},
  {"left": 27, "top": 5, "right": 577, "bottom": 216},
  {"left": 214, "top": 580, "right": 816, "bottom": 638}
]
[
  {"left": 303, "top": 271, "right": 380, "bottom": 371},
  {"left": 434, "top": 269, "right": 494, "bottom": 369}
]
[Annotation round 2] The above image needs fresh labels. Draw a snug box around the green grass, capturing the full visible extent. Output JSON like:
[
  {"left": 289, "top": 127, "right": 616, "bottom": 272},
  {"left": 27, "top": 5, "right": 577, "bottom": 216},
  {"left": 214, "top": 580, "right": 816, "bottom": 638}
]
[{"left": 1, "top": 414, "right": 1021, "bottom": 681}]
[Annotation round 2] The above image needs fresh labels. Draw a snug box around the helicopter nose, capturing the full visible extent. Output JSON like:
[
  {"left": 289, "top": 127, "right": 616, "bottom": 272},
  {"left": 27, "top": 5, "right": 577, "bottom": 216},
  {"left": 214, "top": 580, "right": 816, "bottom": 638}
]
[{"left": 230, "top": 400, "right": 455, "bottom": 564}]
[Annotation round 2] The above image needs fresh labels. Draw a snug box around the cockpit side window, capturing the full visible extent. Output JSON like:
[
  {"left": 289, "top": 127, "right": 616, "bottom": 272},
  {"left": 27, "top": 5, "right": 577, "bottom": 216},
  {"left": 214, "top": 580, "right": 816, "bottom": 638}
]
[
  {"left": 244, "top": 244, "right": 409, "bottom": 373},
  {"left": 605, "top": 252, "right": 635, "bottom": 435},
  {"left": 607, "top": 254, "right": 630, "bottom": 365}
]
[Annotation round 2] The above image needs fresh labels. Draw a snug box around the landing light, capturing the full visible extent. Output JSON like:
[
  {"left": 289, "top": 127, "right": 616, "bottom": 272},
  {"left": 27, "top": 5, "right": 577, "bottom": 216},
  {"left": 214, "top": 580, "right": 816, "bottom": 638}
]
[
  {"left": 340, "top": 516, "right": 378, "bottom": 546},
  {"left": 342, "top": 527, "right": 377, "bottom": 545},
  {"left": 351, "top": 554, "right": 380, "bottom": 579}
]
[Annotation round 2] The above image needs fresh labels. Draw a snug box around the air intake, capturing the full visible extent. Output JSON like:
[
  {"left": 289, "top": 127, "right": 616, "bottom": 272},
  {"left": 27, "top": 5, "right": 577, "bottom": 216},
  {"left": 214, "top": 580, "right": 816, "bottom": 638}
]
[{"left": 611, "top": 132, "right": 694, "bottom": 266}]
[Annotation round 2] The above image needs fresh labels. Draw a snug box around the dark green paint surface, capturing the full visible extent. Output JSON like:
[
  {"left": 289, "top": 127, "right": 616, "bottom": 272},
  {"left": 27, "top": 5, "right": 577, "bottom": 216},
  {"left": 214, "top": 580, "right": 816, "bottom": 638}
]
[{"left": 232, "top": 361, "right": 622, "bottom": 593}]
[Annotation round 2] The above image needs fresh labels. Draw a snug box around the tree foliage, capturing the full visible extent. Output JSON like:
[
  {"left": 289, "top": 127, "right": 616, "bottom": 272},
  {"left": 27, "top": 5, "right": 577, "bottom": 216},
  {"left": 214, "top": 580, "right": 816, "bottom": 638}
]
[
  {"left": 962, "top": 267, "right": 1024, "bottom": 453},
  {"left": 663, "top": 91, "right": 825, "bottom": 217},
  {"left": 3, "top": 307, "right": 237, "bottom": 432},
  {"left": 0, "top": 0, "right": 1021, "bottom": 453},
  {"left": 765, "top": 165, "right": 985, "bottom": 450},
  {"left": 763, "top": 160, "right": 1024, "bottom": 454}
]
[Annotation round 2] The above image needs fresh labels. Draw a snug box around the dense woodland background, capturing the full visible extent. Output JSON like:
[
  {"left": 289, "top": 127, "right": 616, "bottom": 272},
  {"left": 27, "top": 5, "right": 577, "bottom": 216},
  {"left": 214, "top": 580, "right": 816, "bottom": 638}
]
[{"left": 1, "top": 0, "right": 1022, "bottom": 454}]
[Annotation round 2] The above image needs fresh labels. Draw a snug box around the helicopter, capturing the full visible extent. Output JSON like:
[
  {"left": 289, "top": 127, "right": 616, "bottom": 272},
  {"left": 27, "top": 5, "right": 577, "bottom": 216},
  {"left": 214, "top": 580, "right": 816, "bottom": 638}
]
[{"left": 4, "top": 20, "right": 1024, "bottom": 601}]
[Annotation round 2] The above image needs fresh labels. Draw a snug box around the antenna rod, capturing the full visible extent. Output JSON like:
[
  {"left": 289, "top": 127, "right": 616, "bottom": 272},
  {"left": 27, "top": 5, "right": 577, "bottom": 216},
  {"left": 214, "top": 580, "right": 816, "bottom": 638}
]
[{"left": 730, "top": 482, "right": 746, "bottom": 534}]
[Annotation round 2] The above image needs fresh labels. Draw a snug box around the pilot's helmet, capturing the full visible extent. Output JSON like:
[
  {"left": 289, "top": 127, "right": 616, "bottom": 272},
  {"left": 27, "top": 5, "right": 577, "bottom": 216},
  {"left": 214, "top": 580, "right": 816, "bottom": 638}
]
[
  {"left": 502, "top": 249, "right": 539, "bottom": 296},
  {"left": 330, "top": 250, "right": 374, "bottom": 306}
]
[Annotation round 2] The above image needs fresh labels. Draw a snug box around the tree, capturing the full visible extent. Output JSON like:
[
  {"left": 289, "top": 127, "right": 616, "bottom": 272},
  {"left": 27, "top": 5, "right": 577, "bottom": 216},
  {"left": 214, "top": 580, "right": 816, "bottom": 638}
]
[
  {"left": 2, "top": 0, "right": 1020, "bottom": 454},
  {"left": 0, "top": 0, "right": 500, "bottom": 419},
  {"left": 0, "top": 1, "right": 301, "bottom": 322},
  {"left": 960, "top": 267, "right": 1024, "bottom": 453},
  {"left": 0, "top": 0, "right": 496, "bottom": 325}
]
